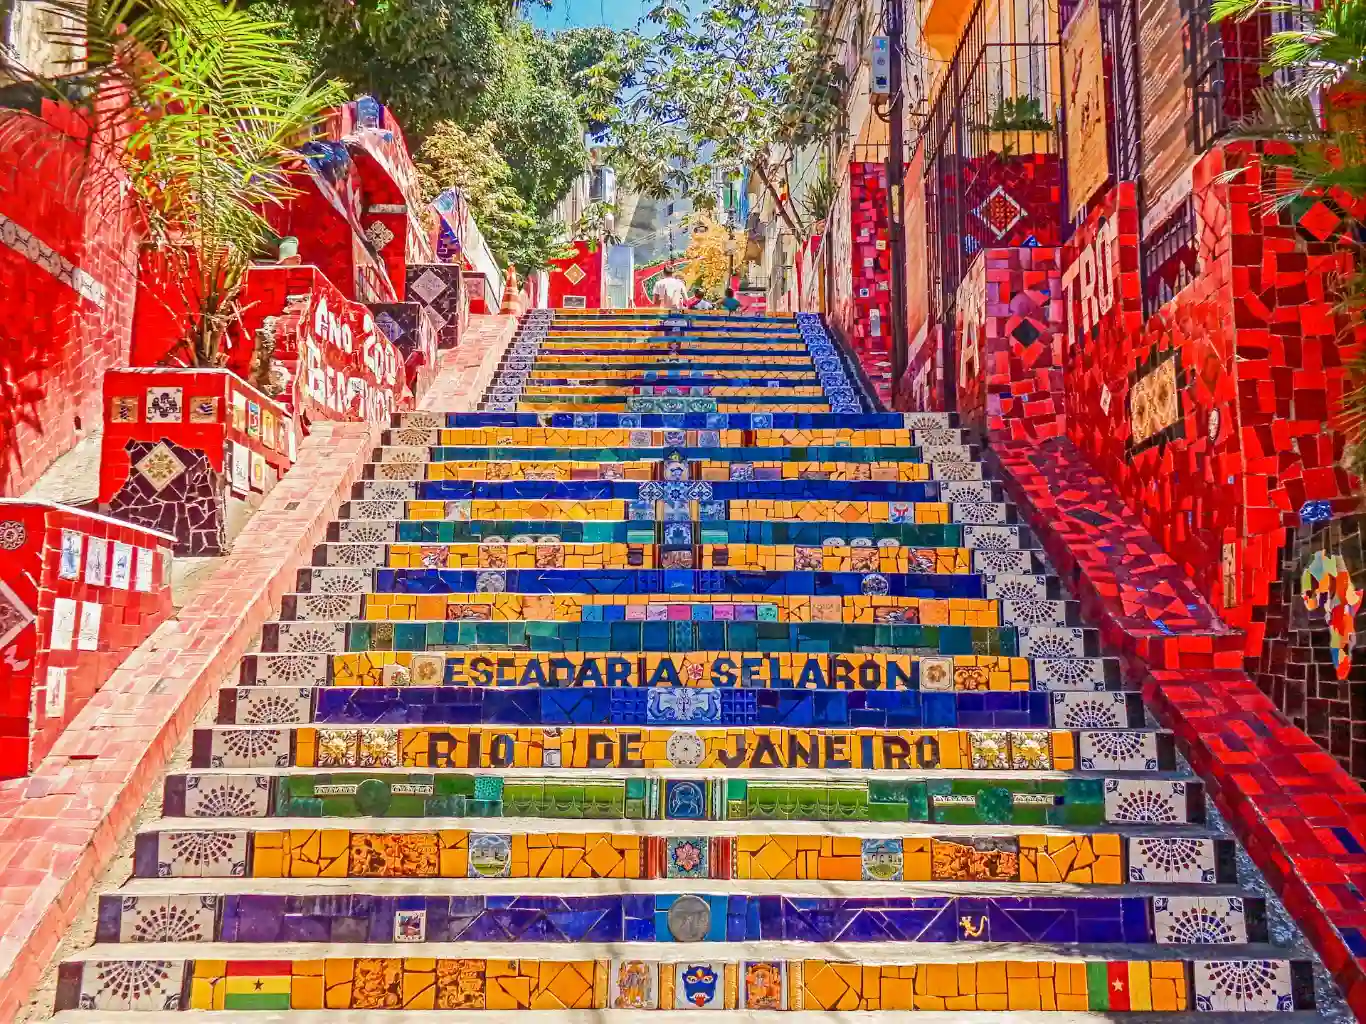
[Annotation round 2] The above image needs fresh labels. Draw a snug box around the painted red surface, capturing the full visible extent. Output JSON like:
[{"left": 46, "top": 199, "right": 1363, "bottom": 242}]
[
  {"left": 633, "top": 258, "right": 692, "bottom": 307},
  {"left": 0, "top": 500, "right": 173, "bottom": 777},
  {"left": 97, "top": 368, "right": 295, "bottom": 504},
  {"left": 546, "top": 241, "right": 605, "bottom": 309},
  {"left": 0, "top": 99, "right": 140, "bottom": 497}
]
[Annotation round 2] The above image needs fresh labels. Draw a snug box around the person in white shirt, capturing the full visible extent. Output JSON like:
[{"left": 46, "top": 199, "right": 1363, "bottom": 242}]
[
  {"left": 688, "top": 288, "right": 714, "bottom": 310},
  {"left": 652, "top": 266, "right": 687, "bottom": 310}
]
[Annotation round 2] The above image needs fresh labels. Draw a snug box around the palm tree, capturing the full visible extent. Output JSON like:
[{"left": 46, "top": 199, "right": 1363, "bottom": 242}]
[{"left": 0, "top": 0, "right": 345, "bottom": 367}]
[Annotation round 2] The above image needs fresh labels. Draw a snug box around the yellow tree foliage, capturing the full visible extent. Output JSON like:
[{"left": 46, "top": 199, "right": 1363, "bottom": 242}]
[{"left": 681, "top": 219, "right": 738, "bottom": 299}]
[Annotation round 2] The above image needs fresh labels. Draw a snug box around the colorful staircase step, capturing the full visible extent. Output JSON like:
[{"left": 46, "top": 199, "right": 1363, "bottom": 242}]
[
  {"left": 164, "top": 772, "right": 1203, "bottom": 826},
  {"left": 54, "top": 952, "right": 1316, "bottom": 1012},
  {"left": 191, "top": 723, "right": 1174, "bottom": 772}
]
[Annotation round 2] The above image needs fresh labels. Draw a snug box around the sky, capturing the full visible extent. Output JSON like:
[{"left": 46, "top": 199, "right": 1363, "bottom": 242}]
[{"left": 529, "top": 0, "right": 657, "bottom": 31}]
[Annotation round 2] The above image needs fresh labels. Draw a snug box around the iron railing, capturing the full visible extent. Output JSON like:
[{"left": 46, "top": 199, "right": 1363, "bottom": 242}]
[
  {"left": 1140, "top": 195, "right": 1199, "bottom": 317},
  {"left": 921, "top": 0, "right": 1062, "bottom": 325}
]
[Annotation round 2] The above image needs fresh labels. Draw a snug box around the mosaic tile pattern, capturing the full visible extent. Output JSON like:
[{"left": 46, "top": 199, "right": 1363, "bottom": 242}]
[
  {"left": 60, "top": 308, "right": 1316, "bottom": 1018},
  {"left": 54, "top": 954, "right": 1320, "bottom": 1012},
  {"left": 96, "top": 891, "right": 1266, "bottom": 945},
  {"left": 164, "top": 771, "right": 1205, "bottom": 826}
]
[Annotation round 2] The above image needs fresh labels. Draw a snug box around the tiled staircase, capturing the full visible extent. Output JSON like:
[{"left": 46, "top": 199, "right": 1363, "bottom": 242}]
[{"left": 53, "top": 309, "right": 1324, "bottom": 1018}]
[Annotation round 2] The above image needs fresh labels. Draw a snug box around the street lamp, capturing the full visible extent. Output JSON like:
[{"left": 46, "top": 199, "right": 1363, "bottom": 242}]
[{"left": 724, "top": 232, "right": 738, "bottom": 290}]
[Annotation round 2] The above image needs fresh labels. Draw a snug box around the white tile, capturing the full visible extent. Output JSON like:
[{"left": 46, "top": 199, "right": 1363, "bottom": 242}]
[
  {"left": 1052, "top": 691, "right": 1131, "bottom": 729},
  {"left": 1128, "top": 836, "right": 1218, "bottom": 884},
  {"left": 183, "top": 774, "right": 271, "bottom": 817},
  {"left": 208, "top": 728, "right": 291, "bottom": 768},
  {"left": 1078, "top": 730, "right": 1159, "bottom": 770},
  {"left": 1193, "top": 960, "right": 1294, "bottom": 1012},
  {"left": 1154, "top": 896, "right": 1249, "bottom": 945},
  {"left": 1104, "top": 779, "right": 1188, "bottom": 823},
  {"left": 155, "top": 831, "right": 247, "bottom": 878}
]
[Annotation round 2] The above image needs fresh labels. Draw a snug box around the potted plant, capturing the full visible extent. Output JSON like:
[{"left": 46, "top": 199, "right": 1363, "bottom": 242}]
[
  {"left": 1, "top": 0, "right": 345, "bottom": 368},
  {"left": 971, "top": 95, "right": 1056, "bottom": 157}
]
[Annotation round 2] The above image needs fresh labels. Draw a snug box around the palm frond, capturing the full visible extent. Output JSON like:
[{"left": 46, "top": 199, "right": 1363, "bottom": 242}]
[{"left": 2, "top": 0, "right": 346, "bottom": 365}]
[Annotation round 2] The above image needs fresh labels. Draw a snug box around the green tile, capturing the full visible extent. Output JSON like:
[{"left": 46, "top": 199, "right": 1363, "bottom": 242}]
[
  {"left": 868, "top": 801, "right": 910, "bottom": 822},
  {"left": 503, "top": 782, "right": 544, "bottom": 816},
  {"left": 975, "top": 787, "right": 1013, "bottom": 824},
  {"left": 868, "top": 780, "right": 906, "bottom": 804},
  {"left": 286, "top": 775, "right": 315, "bottom": 798},
  {"left": 584, "top": 783, "right": 625, "bottom": 817},
  {"left": 438, "top": 775, "right": 479, "bottom": 798},
  {"left": 625, "top": 777, "right": 647, "bottom": 800},
  {"left": 427, "top": 794, "right": 466, "bottom": 816},
  {"left": 1065, "top": 778, "right": 1105, "bottom": 804},
  {"left": 282, "top": 795, "right": 322, "bottom": 817}
]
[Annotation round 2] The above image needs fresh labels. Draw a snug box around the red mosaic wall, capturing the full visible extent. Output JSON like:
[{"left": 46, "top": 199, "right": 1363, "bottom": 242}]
[
  {"left": 954, "top": 252, "right": 988, "bottom": 429},
  {"left": 234, "top": 265, "right": 412, "bottom": 427},
  {"left": 1059, "top": 149, "right": 1366, "bottom": 758},
  {"left": 0, "top": 98, "right": 140, "bottom": 497},
  {"left": 547, "top": 241, "right": 605, "bottom": 309},
  {"left": 99, "top": 369, "right": 295, "bottom": 502},
  {"left": 848, "top": 161, "right": 893, "bottom": 403},
  {"left": 1062, "top": 151, "right": 1364, "bottom": 648},
  {"left": 896, "top": 151, "right": 1062, "bottom": 413},
  {"left": 992, "top": 434, "right": 1366, "bottom": 1022},
  {"left": 894, "top": 323, "right": 945, "bottom": 412},
  {"left": 954, "top": 152, "right": 1063, "bottom": 254},
  {"left": 0, "top": 500, "right": 173, "bottom": 776},
  {"left": 954, "top": 246, "right": 1067, "bottom": 443},
  {"left": 98, "top": 369, "right": 296, "bottom": 554}
]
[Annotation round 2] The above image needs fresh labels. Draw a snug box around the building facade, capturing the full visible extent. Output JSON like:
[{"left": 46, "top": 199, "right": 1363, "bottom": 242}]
[{"left": 792, "top": 0, "right": 1366, "bottom": 783}]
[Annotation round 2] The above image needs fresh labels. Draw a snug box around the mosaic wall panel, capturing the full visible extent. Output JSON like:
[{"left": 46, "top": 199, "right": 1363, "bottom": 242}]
[
  {"left": 368, "top": 301, "right": 438, "bottom": 395},
  {"left": 0, "top": 95, "right": 140, "bottom": 498},
  {"left": 1058, "top": 151, "right": 1366, "bottom": 752},
  {"left": 406, "top": 263, "right": 464, "bottom": 350},
  {"left": 846, "top": 162, "right": 894, "bottom": 403},
  {"left": 956, "top": 153, "right": 1064, "bottom": 256},
  {"left": 0, "top": 501, "right": 172, "bottom": 775},
  {"left": 233, "top": 264, "right": 413, "bottom": 426},
  {"left": 98, "top": 369, "right": 295, "bottom": 552},
  {"left": 983, "top": 247, "right": 1066, "bottom": 443},
  {"left": 105, "top": 438, "right": 226, "bottom": 557},
  {"left": 1254, "top": 512, "right": 1366, "bottom": 777}
]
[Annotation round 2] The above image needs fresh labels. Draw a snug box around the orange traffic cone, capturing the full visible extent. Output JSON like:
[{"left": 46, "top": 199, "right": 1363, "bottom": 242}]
[{"left": 500, "top": 264, "right": 520, "bottom": 315}]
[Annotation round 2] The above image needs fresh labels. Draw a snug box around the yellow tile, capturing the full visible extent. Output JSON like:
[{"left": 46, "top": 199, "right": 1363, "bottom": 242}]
[
  {"left": 324, "top": 958, "right": 355, "bottom": 1009},
  {"left": 189, "top": 961, "right": 226, "bottom": 1011}
]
